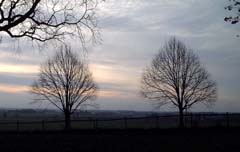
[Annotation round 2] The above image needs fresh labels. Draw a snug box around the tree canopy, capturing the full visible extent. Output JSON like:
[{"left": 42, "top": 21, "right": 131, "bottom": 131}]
[
  {"left": 0, "top": 0, "right": 100, "bottom": 46},
  {"left": 31, "top": 46, "right": 98, "bottom": 129},
  {"left": 141, "top": 37, "right": 217, "bottom": 127}
]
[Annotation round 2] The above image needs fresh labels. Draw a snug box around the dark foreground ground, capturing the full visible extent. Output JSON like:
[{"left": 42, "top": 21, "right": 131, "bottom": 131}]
[{"left": 0, "top": 128, "right": 239, "bottom": 152}]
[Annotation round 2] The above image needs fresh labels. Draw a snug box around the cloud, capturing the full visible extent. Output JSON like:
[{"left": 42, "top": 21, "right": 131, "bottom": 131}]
[
  {"left": 0, "top": 0, "right": 239, "bottom": 111},
  {"left": 0, "top": 73, "right": 35, "bottom": 86},
  {"left": 89, "top": 0, "right": 240, "bottom": 111},
  {"left": 0, "top": 63, "right": 39, "bottom": 74},
  {"left": 0, "top": 84, "right": 29, "bottom": 94}
]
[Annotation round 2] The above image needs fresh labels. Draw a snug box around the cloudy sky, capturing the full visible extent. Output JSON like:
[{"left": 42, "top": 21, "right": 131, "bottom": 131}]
[{"left": 0, "top": 0, "right": 239, "bottom": 112}]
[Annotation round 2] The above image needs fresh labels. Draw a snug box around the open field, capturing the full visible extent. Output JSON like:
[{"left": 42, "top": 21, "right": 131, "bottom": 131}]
[
  {"left": 0, "top": 112, "right": 240, "bottom": 131},
  {"left": 0, "top": 128, "right": 239, "bottom": 152}
]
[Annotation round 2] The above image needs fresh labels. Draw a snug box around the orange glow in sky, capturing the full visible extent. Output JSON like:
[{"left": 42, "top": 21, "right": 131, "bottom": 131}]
[
  {"left": 0, "top": 62, "right": 139, "bottom": 100},
  {"left": 0, "top": 63, "right": 39, "bottom": 74},
  {"left": 0, "top": 84, "right": 29, "bottom": 93}
]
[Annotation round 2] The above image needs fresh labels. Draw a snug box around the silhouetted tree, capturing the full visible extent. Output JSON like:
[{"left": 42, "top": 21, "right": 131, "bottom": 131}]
[
  {"left": 140, "top": 37, "right": 217, "bottom": 128},
  {"left": 0, "top": 0, "right": 100, "bottom": 45},
  {"left": 31, "top": 46, "right": 98, "bottom": 130}
]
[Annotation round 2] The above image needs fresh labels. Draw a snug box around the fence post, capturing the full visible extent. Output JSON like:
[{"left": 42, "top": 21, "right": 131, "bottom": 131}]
[
  {"left": 226, "top": 112, "right": 230, "bottom": 128},
  {"left": 94, "top": 119, "right": 98, "bottom": 130},
  {"left": 190, "top": 113, "right": 193, "bottom": 128},
  {"left": 184, "top": 113, "right": 187, "bottom": 128},
  {"left": 198, "top": 114, "right": 201, "bottom": 128},
  {"left": 42, "top": 120, "right": 45, "bottom": 131},
  {"left": 17, "top": 120, "right": 19, "bottom": 132},
  {"left": 124, "top": 117, "right": 128, "bottom": 129},
  {"left": 91, "top": 118, "right": 95, "bottom": 129},
  {"left": 155, "top": 116, "right": 159, "bottom": 129}
]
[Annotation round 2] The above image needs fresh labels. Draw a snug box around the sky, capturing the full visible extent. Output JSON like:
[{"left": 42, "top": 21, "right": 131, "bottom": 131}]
[{"left": 0, "top": 0, "right": 239, "bottom": 112}]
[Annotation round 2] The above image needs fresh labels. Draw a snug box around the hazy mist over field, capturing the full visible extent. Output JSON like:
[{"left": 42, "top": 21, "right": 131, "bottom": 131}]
[{"left": 0, "top": 0, "right": 239, "bottom": 112}]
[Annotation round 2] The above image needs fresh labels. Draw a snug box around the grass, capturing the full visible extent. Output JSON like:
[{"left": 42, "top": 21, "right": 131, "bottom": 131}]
[{"left": 0, "top": 128, "right": 239, "bottom": 152}]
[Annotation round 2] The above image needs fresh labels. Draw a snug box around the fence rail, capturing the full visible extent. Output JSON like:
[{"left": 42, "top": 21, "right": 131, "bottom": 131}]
[{"left": 0, "top": 113, "right": 239, "bottom": 131}]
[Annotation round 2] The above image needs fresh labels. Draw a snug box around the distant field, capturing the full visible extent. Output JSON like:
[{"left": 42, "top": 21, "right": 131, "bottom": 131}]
[{"left": 0, "top": 113, "right": 239, "bottom": 131}]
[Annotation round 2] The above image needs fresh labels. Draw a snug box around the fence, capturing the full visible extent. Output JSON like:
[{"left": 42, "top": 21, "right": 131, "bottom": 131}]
[{"left": 0, "top": 113, "right": 239, "bottom": 131}]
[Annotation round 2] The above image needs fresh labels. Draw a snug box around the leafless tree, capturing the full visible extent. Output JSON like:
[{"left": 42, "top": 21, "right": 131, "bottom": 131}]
[
  {"left": 0, "top": 0, "right": 100, "bottom": 46},
  {"left": 140, "top": 37, "right": 217, "bottom": 128},
  {"left": 31, "top": 46, "right": 98, "bottom": 130}
]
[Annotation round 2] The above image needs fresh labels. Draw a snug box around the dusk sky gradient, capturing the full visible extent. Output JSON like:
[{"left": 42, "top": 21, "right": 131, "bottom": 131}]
[{"left": 0, "top": 0, "right": 239, "bottom": 112}]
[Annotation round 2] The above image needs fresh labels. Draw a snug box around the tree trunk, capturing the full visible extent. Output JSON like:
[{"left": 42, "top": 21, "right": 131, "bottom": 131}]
[
  {"left": 179, "top": 107, "right": 184, "bottom": 128},
  {"left": 64, "top": 112, "right": 71, "bottom": 130}
]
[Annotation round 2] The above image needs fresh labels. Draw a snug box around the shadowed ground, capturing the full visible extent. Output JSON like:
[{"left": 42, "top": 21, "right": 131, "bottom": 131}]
[{"left": 0, "top": 128, "right": 239, "bottom": 152}]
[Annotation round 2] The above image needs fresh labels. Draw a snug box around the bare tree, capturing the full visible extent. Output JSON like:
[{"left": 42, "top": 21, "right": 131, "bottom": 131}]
[
  {"left": 0, "top": 0, "right": 100, "bottom": 46},
  {"left": 31, "top": 46, "right": 98, "bottom": 130},
  {"left": 140, "top": 37, "right": 217, "bottom": 128}
]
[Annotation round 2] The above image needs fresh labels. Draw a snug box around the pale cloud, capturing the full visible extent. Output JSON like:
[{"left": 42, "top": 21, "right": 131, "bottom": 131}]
[
  {"left": 89, "top": 0, "right": 240, "bottom": 112},
  {"left": 0, "top": 63, "right": 39, "bottom": 74},
  {"left": 99, "top": 90, "right": 137, "bottom": 99},
  {"left": 90, "top": 63, "right": 139, "bottom": 85},
  {"left": 0, "top": 84, "right": 29, "bottom": 93},
  {"left": 0, "top": 0, "right": 239, "bottom": 112}
]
